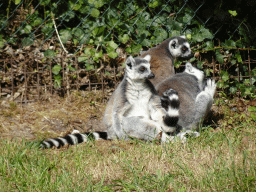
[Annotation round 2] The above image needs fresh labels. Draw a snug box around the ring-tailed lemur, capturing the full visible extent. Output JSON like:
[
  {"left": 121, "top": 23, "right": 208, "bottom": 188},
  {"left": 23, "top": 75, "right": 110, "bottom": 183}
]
[
  {"left": 156, "top": 62, "right": 216, "bottom": 134},
  {"left": 41, "top": 55, "right": 180, "bottom": 148},
  {"left": 140, "top": 36, "right": 194, "bottom": 86}
]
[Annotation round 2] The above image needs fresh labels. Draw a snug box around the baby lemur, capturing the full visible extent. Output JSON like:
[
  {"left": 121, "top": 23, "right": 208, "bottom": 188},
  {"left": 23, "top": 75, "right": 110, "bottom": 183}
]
[
  {"left": 156, "top": 62, "right": 216, "bottom": 133},
  {"left": 41, "top": 55, "right": 180, "bottom": 148},
  {"left": 140, "top": 36, "right": 194, "bottom": 86}
]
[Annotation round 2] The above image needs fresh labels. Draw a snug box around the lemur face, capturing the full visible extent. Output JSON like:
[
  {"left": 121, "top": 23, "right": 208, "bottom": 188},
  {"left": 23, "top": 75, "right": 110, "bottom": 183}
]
[
  {"left": 125, "top": 55, "right": 155, "bottom": 80},
  {"left": 168, "top": 36, "right": 194, "bottom": 59}
]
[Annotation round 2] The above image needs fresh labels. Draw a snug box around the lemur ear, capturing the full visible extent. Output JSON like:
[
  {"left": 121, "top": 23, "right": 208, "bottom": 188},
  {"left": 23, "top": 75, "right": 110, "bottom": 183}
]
[
  {"left": 170, "top": 39, "right": 178, "bottom": 49},
  {"left": 185, "top": 62, "right": 193, "bottom": 72},
  {"left": 180, "top": 35, "right": 186, "bottom": 39},
  {"left": 126, "top": 56, "right": 135, "bottom": 69},
  {"left": 143, "top": 55, "right": 151, "bottom": 62}
]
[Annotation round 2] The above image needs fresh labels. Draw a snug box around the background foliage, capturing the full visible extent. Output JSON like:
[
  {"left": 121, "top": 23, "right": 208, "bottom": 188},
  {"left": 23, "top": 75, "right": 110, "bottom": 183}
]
[{"left": 0, "top": 0, "right": 255, "bottom": 97}]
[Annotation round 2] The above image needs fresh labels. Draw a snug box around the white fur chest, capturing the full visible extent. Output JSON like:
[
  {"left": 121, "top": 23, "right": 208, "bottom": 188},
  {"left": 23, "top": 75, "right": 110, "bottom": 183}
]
[{"left": 125, "top": 82, "right": 152, "bottom": 118}]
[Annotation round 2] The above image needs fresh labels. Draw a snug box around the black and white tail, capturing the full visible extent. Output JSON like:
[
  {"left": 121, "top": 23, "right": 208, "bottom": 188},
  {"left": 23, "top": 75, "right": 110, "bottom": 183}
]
[
  {"left": 161, "top": 88, "right": 180, "bottom": 127},
  {"left": 40, "top": 130, "right": 108, "bottom": 149}
]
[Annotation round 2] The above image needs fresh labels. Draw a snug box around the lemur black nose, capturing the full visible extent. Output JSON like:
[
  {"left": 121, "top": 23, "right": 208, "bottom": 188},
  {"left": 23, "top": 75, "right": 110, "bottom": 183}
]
[{"left": 148, "top": 73, "right": 155, "bottom": 79}]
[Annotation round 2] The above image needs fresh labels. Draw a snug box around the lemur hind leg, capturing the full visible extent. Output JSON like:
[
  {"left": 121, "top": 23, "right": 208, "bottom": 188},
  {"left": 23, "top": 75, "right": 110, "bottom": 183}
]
[
  {"left": 121, "top": 116, "right": 162, "bottom": 141},
  {"left": 193, "top": 79, "right": 216, "bottom": 130}
]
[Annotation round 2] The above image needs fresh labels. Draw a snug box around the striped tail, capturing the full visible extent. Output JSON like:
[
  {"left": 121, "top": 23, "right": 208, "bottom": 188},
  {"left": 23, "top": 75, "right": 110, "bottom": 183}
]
[
  {"left": 40, "top": 131, "right": 108, "bottom": 149},
  {"left": 161, "top": 88, "right": 180, "bottom": 127}
]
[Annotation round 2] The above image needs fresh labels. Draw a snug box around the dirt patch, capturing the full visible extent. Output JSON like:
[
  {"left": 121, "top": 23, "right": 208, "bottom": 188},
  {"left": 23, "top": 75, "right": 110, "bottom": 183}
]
[{"left": 0, "top": 90, "right": 108, "bottom": 141}]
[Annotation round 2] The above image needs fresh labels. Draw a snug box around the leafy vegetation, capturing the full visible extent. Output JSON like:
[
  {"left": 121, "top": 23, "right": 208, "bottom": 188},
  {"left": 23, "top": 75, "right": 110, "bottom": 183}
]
[{"left": 0, "top": 0, "right": 255, "bottom": 96}]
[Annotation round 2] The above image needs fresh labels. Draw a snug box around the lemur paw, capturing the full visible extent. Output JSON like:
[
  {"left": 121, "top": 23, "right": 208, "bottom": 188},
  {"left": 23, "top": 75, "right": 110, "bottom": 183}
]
[
  {"left": 161, "top": 88, "right": 180, "bottom": 110},
  {"left": 204, "top": 79, "right": 216, "bottom": 97}
]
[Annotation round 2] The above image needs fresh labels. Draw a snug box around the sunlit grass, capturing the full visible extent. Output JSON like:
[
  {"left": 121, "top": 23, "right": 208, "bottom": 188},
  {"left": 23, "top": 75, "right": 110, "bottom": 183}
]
[
  {"left": 0, "top": 122, "right": 255, "bottom": 191},
  {"left": 0, "top": 92, "right": 256, "bottom": 191}
]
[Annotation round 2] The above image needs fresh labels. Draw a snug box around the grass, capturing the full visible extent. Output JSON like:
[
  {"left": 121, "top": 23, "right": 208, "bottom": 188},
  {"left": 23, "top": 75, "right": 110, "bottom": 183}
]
[{"left": 0, "top": 91, "right": 256, "bottom": 191}]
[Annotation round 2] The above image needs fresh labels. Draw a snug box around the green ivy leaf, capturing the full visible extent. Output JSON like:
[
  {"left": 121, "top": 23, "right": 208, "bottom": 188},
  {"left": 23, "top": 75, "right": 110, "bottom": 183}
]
[
  {"left": 42, "top": 22, "right": 53, "bottom": 36},
  {"left": 193, "top": 33, "right": 204, "bottom": 42},
  {"left": 63, "top": 11, "right": 75, "bottom": 22},
  {"left": 229, "top": 87, "right": 237, "bottom": 94},
  {"left": 130, "top": 44, "right": 142, "bottom": 54},
  {"left": 244, "top": 87, "right": 253, "bottom": 96},
  {"left": 84, "top": 47, "right": 96, "bottom": 56},
  {"left": 68, "top": 64, "right": 76, "bottom": 71},
  {"left": 32, "top": 17, "right": 43, "bottom": 27},
  {"left": 119, "top": 34, "right": 130, "bottom": 44},
  {"left": 186, "top": 34, "right": 192, "bottom": 40},
  {"left": 108, "top": 52, "right": 118, "bottom": 59},
  {"left": 92, "top": 27, "right": 105, "bottom": 37},
  {"left": 40, "top": 0, "right": 50, "bottom": 6},
  {"left": 73, "top": 28, "right": 87, "bottom": 44},
  {"left": 149, "top": 1, "right": 159, "bottom": 8},
  {"left": 78, "top": 55, "right": 88, "bottom": 62},
  {"left": 174, "top": 61, "right": 183, "bottom": 68},
  {"left": 79, "top": 6, "right": 90, "bottom": 14},
  {"left": 200, "top": 28, "right": 213, "bottom": 40},
  {"left": 223, "top": 40, "right": 236, "bottom": 47},
  {"left": 235, "top": 52, "right": 243, "bottom": 63},
  {"left": 216, "top": 51, "right": 224, "bottom": 64},
  {"left": 171, "top": 21, "right": 183, "bottom": 31},
  {"left": 220, "top": 71, "right": 229, "bottom": 82},
  {"left": 44, "top": 49, "right": 56, "bottom": 58},
  {"left": 197, "top": 61, "right": 203, "bottom": 69},
  {"left": 94, "top": 50, "right": 103, "bottom": 62},
  {"left": 205, "top": 41, "right": 214, "bottom": 51},
  {"left": 88, "top": 0, "right": 105, "bottom": 8},
  {"left": 217, "top": 81, "right": 224, "bottom": 88},
  {"left": 73, "top": 38, "right": 78, "bottom": 46},
  {"left": 59, "top": 29, "right": 72, "bottom": 44},
  {"left": 231, "top": 60, "right": 236, "bottom": 65},
  {"left": 183, "top": 13, "right": 192, "bottom": 25},
  {"left": 154, "top": 28, "right": 168, "bottom": 40},
  {"left": 54, "top": 74, "right": 62, "bottom": 88},
  {"left": 125, "top": 47, "right": 132, "bottom": 54},
  {"left": 170, "top": 30, "right": 181, "bottom": 37},
  {"left": 244, "top": 79, "right": 251, "bottom": 85},
  {"left": 229, "top": 10, "right": 237, "bottom": 17},
  {"left": 108, "top": 41, "right": 118, "bottom": 49},
  {"left": 91, "top": 8, "right": 100, "bottom": 18},
  {"left": 141, "top": 39, "right": 151, "bottom": 47},
  {"left": 21, "top": 25, "right": 32, "bottom": 34},
  {"left": 52, "top": 65, "right": 62, "bottom": 75},
  {"left": 85, "top": 63, "right": 94, "bottom": 71},
  {"left": 15, "top": 0, "right": 21, "bottom": 5},
  {"left": 22, "top": 37, "right": 34, "bottom": 47}
]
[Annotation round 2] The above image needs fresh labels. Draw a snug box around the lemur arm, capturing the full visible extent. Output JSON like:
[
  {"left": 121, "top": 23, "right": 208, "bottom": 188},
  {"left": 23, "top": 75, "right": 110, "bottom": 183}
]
[{"left": 148, "top": 95, "right": 177, "bottom": 133}]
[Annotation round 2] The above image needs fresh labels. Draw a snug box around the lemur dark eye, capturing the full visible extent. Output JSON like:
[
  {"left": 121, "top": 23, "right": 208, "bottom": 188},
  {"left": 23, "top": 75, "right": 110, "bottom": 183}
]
[
  {"left": 139, "top": 66, "right": 146, "bottom": 72},
  {"left": 182, "top": 46, "right": 188, "bottom": 53}
]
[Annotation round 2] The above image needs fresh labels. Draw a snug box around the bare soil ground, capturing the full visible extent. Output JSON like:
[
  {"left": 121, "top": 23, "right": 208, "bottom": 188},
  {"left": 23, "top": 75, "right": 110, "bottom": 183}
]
[{"left": 0, "top": 90, "right": 110, "bottom": 141}]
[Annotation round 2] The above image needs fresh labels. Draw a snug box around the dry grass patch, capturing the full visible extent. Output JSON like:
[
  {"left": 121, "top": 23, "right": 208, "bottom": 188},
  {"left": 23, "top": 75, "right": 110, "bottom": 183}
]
[
  {"left": 0, "top": 92, "right": 256, "bottom": 191},
  {"left": 0, "top": 90, "right": 107, "bottom": 140}
]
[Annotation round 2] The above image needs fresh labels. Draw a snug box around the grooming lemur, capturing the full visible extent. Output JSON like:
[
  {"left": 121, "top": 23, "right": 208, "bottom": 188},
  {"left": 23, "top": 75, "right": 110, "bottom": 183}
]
[
  {"left": 41, "top": 55, "right": 180, "bottom": 148},
  {"left": 140, "top": 36, "right": 194, "bottom": 86},
  {"left": 156, "top": 62, "right": 216, "bottom": 133}
]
